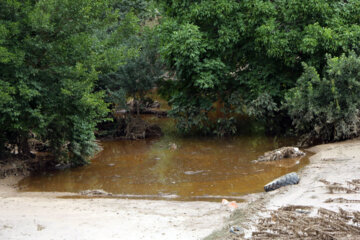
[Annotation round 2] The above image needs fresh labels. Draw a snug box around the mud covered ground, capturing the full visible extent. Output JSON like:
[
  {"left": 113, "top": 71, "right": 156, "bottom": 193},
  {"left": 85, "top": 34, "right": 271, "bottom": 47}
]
[
  {"left": 207, "top": 138, "right": 360, "bottom": 239},
  {"left": 0, "top": 176, "right": 233, "bottom": 240},
  {"left": 1, "top": 139, "right": 360, "bottom": 239}
]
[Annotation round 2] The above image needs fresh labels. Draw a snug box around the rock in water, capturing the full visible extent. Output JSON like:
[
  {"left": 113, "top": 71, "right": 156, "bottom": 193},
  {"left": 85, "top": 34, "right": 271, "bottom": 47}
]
[
  {"left": 255, "top": 147, "right": 305, "bottom": 162},
  {"left": 264, "top": 172, "right": 300, "bottom": 192}
]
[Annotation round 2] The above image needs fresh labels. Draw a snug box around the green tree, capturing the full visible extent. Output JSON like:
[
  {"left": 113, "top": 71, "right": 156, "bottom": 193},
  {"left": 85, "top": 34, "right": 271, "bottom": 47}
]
[
  {"left": 100, "top": 27, "right": 164, "bottom": 115},
  {"left": 157, "top": 0, "right": 360, "bottom": 136},
  {"left": 286, "top": 53, "right": 360, "bottom": 145},
  {"left": 0, "top": 0, "right": 137, "bottom": 165}
]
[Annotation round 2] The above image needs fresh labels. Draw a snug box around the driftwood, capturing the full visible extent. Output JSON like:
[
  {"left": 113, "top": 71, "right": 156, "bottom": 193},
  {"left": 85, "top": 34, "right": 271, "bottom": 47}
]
[
  {"left": 126, "top": 99, "right": 167, "bottom": 116},
  {"left": 319, "top": 179, "right": 360, "bottom": 194},
  {"left": 254, "top": 179, "right": 360, "bottom": 239},
  {"left": 253, "top": 206, "right": 360, "bottom": 239},
  {"left": 254, "top": 147, "right": 305, "bottom": 163},
  {"left": 140, "top": 109, "right": 167, "bottom": 116},
  {"left": 80, "top": 189, "right": 112, "bottom": 197}
]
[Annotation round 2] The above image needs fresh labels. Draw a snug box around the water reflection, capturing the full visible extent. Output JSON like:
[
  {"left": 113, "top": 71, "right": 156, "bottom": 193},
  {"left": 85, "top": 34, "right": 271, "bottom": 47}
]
[{"left": 19, "top": 131, "right": 309, "bottom": 201}]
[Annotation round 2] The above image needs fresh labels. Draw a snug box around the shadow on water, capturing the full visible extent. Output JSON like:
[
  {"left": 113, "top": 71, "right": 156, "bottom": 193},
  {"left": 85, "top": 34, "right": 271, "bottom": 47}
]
[{"left": 19, "top": 117, "right": 310, "bottom": 202}]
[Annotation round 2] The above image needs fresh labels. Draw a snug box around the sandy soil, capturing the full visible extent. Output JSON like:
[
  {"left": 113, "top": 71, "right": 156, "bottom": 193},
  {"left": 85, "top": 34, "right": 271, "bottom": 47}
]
[
  {"left": 0, "top": 177, "right": 232, "bottom": 240},
  {"left": 210, "top": 138, "right": 360, "bottom": 239},
  {"left": 1, "top": 138, "right": 360, "bottom": 240},
  {"left": 264, "top": 138, "right": 360, "bottom": 212}
]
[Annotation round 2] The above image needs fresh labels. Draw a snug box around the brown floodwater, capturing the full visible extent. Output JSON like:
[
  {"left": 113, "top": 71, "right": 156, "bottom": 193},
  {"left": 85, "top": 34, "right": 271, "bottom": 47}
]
[{"left": 19, "top": 118, "right": 309, "bottom": 201}]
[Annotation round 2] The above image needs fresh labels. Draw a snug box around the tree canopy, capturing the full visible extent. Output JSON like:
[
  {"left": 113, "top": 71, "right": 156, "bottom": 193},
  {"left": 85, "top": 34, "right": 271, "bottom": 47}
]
[
  {"left": 157, "top": 0, "right": 360, "bottom": 138},
  {"left": 1, "top": 0, "right": 360, "bottom": 165},
  {"left": 0, "top": 0, "right": 139, "bottom": 164}
]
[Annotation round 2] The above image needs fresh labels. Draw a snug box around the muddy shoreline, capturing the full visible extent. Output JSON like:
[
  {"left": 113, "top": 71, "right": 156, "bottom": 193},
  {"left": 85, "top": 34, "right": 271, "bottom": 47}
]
[
  {"left": 1, "top": 138, "right": 360, "bottom": 239},
  {"left": 206, "top": 138, "right": 360, "bottom": 239},
  {"left": 0, "top": 173, "right": 233, "bottom": 240}
]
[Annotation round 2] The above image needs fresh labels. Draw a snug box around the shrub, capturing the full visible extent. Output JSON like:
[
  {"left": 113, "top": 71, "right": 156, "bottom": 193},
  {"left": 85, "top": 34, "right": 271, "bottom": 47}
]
[
  {"left": 0, "top": 0, "right": 135, "bottom": 165},
  {"left": 285, "top": 52, "right": 360, "bottom": 145},
  {"left": 158, "top": 0, "right": 360, "bottom": 135}
]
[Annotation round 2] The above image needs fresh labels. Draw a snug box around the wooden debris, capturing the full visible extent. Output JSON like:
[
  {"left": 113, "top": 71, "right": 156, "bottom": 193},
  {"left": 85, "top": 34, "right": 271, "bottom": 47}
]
[
  {"left": 255, "top": 147, "right": 305, "bottom": 162},
  {"left": 325, "top": 198, "right": 360, "bottom": 203},
  {"left": 252, "top": 205, "right": 360, "bottom": 239}
]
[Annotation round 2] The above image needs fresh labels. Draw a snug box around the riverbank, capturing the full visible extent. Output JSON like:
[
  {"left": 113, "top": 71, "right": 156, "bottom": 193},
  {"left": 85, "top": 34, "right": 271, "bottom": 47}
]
[
  {"left": 1, "top": 139, "right": 360, "bottom": 239},
  {"left": 206, "top": 138, "right": 360, "bottom": 239},
  {"left": 0, "top": 176, "right": 233, "bottom": 240}
]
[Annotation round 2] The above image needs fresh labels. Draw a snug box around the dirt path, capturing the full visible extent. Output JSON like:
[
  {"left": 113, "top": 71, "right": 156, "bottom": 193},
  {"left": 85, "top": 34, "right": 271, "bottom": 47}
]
[{"left": 0, "top": 178, "right": 232, "bottom": 240}]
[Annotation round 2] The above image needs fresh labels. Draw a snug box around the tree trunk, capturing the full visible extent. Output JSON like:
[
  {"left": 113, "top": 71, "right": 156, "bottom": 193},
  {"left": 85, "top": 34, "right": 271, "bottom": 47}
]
[{"left": 136, "top": 99, "right": 140, "bottom": 116}]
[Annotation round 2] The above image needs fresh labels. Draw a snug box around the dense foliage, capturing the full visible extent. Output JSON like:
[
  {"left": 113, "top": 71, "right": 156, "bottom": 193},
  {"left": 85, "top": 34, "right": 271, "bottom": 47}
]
[
  {"left": 158, "top": 0, "right": 360, "bottom": 139},
  {"left": 99, "top": 27, "right": 164, "bottom": 115},
  {"left": 286, "top": 53, "right": 360, "bottom": 145},
  {"left": 0, "top": 0, "right": 138, "bottom": 164},
  {"left": 1, "top": 0, "right": 360, "bottom": 166}
]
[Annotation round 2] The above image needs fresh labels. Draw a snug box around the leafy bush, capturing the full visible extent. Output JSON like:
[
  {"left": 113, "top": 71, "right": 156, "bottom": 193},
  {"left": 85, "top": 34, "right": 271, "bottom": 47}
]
[
  {"left": 0, "top": 0, "right": 137, "bottom": 165},
  {"left": 99, "top": 27, "right": 164, "bottom": 115},
  {"left": 168, "top": 91, "right": 214, "bottom": 135},
  {"left": 285, "top": 52, "right": 360, "bottom": 145},
  {"left": 157, "top": 0, "right": 360, "bottom": 136}
]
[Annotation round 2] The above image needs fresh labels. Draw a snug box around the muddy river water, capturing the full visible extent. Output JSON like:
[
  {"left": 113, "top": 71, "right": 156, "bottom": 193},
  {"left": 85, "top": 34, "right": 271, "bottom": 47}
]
[{"left": 19, "top": 117, "right": 308, "bottom": 201}]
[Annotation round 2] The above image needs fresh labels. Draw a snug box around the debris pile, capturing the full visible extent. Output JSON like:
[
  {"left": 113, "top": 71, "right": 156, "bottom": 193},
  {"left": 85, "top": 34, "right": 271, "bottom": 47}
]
[
  {"left": 254, "top": 147, "right": 305, "bottom": 163},
  {"left": 79, "top": 189, "right": 113, "bottom": 197},
  {"left": 319, "top": 179, "right": 360, "bottom": 194},
  {"left": 252, "top": 206, "right": 360, "bottom": 239}
]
